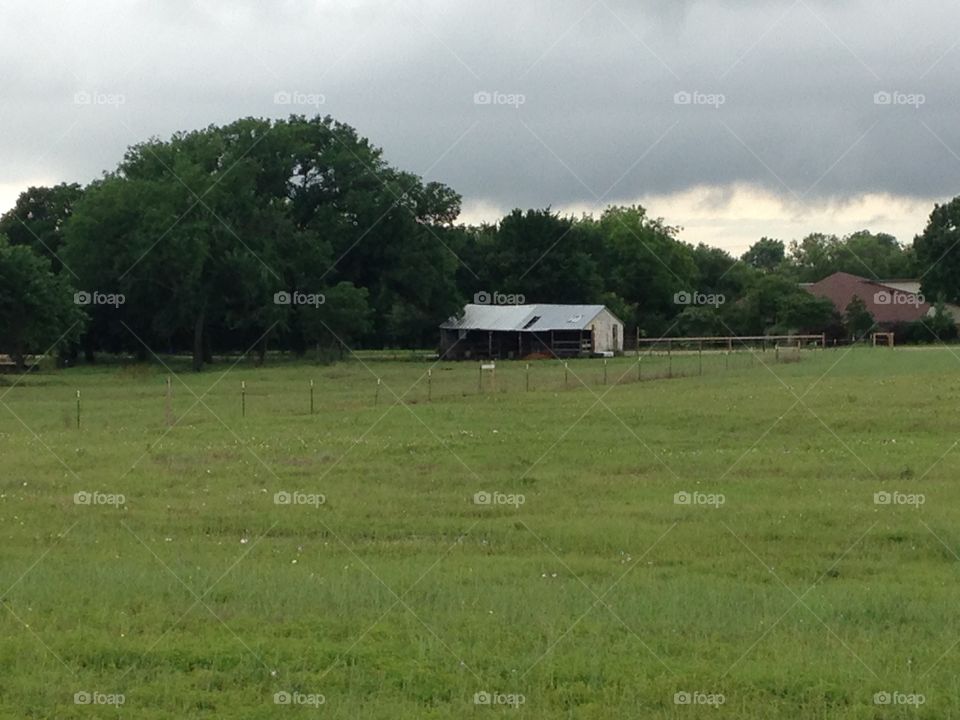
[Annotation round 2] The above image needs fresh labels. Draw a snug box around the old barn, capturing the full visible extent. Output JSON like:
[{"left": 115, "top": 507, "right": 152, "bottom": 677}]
[{"left": 439, "top": 303, "right": 624, "bottom": 360}]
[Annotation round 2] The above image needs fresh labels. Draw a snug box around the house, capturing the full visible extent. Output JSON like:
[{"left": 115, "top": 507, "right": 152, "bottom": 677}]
[
  {"left": 802, "top": 271, "right": 960, "bottom": 327},
  {"left": 439, "top": 304, "right": 624, "bottom": 360}
]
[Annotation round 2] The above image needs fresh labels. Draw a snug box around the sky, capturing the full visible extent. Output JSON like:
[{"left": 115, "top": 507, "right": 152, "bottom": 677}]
[{"left": 2, "top": 0, "right": 959, "bottom": 255}]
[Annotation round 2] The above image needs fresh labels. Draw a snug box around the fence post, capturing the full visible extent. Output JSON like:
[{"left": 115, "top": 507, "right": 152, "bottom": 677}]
[
  {"left": 427, "top": 369, "right": 432, "bottom": 401},
  {"left": 375, "top": 377, "right": 381, "bottom": 405},
  {"left": 76, "top": 389, "right": 81, "bottom": 429},
  {"left": 698, "top": 341, "right": 703, "bottom": 376},
  {"left": 526, "top": 363, "right": 530, "bottom": 392},
  {"left": 603, "top": 358, "right": 608, "bottom": 385},
  {"left": 241, "top": 381, "right": 246, "bottom": 417},
  {"left": 637, "top": 356, "right": 642, "bottom": 381},
  {"left": 310, "top": 379, "right": 314, "bottom": 415},
  {"left": 668, "top": 342, "right": 673, "bottom": 378},
  {"left": 165, "top": 376, "right": 173, "bottom": 426}
]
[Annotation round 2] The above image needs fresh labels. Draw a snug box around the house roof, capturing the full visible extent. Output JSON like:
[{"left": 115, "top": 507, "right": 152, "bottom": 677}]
[
  {"left": 440, "top": 304, "right": 615, "bottom": 332},
  {"left": 803, "top": 271, "right": 930, "bottom": 324}
]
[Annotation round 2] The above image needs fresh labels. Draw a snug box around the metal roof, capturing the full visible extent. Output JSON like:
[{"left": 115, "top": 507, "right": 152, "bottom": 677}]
[{"left": 440, "top": 304, "right": 611, "bottom": 332}]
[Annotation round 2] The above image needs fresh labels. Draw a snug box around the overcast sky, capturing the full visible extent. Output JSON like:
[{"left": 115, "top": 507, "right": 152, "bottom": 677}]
[{"left": 2, "top": 0, "right": 959, "bottom": 254}]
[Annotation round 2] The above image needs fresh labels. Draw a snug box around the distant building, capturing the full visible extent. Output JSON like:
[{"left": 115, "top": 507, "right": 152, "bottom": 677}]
[
  {"left": 802, "top": 271, "right": 960, "bottom": 326},
  {"left": 439, "top": 304, "right": 624, "bottom": 360}
]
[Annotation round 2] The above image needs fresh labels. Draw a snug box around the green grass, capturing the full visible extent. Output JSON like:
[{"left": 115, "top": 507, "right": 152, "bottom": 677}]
[{"left": 2, "top": 347, "right": 960, "bottom": 718}]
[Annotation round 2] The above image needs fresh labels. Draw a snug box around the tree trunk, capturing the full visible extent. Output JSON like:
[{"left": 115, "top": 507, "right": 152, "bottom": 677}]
[
  {"left": 192, "top": 310, "right": 205, "bottom": 371},
  {"left": 202, "top": 331, "right": 213, "bottom": 365},
  {"left": 12, "top": 343, "right": 25, "bottom": 372},
  {"left": 256, "top": 335, "right": 267, "bottom": 366}
]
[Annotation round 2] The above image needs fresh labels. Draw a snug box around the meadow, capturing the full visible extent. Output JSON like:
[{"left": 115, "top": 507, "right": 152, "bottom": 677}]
[{"left": 2, "top": 346, "right": 959, "bottom": 718}]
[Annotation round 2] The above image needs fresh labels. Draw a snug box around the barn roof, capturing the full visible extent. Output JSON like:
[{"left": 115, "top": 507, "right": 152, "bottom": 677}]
[{"left": 440, "top": 304, "right": 614, "bottom": 332}]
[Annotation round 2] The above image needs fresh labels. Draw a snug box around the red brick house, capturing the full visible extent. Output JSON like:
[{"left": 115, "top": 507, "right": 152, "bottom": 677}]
[{"left": 802, "top": 271, "right": 933, "bottom": 326}]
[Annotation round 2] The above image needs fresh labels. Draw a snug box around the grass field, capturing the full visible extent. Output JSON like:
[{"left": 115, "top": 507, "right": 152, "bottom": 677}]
[{"left": 2, "top": 347, "right": 959, "bottom": 718}]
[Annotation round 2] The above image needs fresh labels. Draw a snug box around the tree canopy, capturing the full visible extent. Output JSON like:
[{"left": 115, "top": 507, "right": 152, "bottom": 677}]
[{"left": 0, "top": 113, "right": 953, "bottom": 367}]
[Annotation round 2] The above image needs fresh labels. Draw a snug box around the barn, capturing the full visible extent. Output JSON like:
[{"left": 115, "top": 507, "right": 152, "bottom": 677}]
[{"left": 439, "top": 303, "right": 624, "bottom": 360}]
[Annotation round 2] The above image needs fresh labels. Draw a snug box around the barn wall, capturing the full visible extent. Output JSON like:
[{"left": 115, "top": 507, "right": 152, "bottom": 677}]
[{"left": 588, "top": 309, "right": 624, "bottom": 353}]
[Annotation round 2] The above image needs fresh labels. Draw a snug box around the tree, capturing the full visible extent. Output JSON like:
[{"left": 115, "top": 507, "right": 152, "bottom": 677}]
[
  {"left": 470, "top": 208, "right": 602, "bottom": 305},
  {"left": 787, "top": 233, "right": 839, "bottom": 282},
  {"left": 924, "top": 299, "right": 958, "bottom": 342},
  {"left": 742, "top": 237, "right": 785, "bottom": 272},
  {"left": 915, "top": 197, "right": 960, "bottom": 304},
  {"left": 776, "top": 292, "right": 837, "bottom": 334},
  {"left": 61, "top": 115, "right": 463, "bottom": 367},
  {"left": 787, "top": 230, "right": 914, "bottom": 282},
  {"left": 691, "top": 243, "right": 754, "bottom": 301},
  {"left": 838, "top": 230, "right": 915, "bottom": 278},
  {"left": 0, "top": 237, "right": 84, "bottom": 369},
  {"left": 844, "top": 295, "right": 875, "bottom": 340},
  {"left": 0, "top": 184, "right": 84, "bottom": 272},
  {"left": 594, "top": 206, "right": 697, "bottom": 335}
]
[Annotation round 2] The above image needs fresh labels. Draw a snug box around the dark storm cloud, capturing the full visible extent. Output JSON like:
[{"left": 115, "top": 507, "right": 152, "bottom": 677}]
[{"left": 1, "top": 0, "right": 959, "bottom": 218}]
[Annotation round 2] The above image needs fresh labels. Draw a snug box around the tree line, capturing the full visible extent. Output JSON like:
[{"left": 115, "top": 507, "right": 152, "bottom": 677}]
[{"left": 2, "top": 114, "right": 960, "bottom": 370}]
